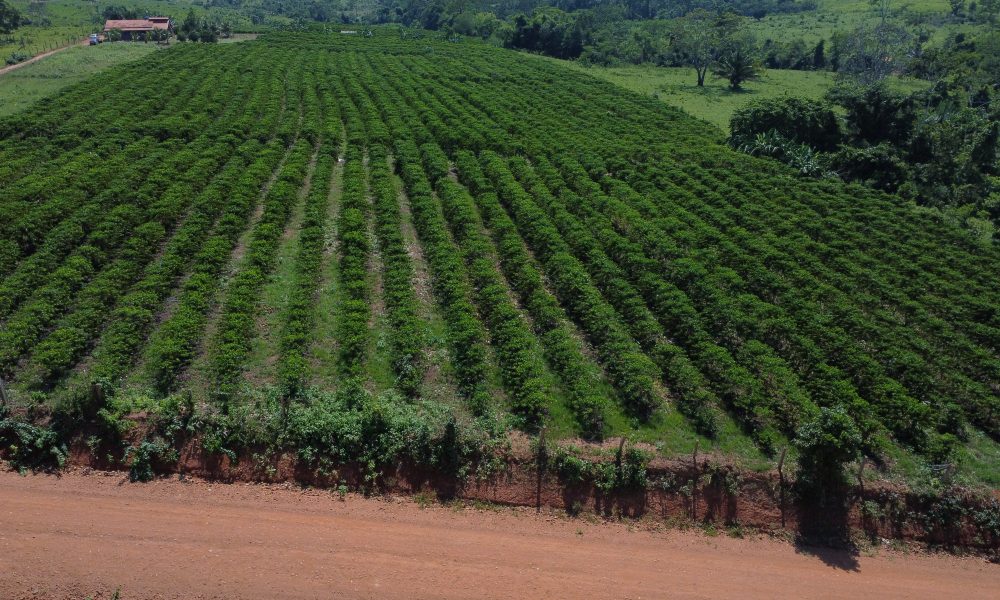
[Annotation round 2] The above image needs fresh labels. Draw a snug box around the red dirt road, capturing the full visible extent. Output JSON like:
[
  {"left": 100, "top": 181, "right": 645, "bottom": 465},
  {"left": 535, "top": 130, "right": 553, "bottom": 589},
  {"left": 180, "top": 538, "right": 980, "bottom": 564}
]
[{"left": 0, "top": 469, "right": 996, "bottom": 600}]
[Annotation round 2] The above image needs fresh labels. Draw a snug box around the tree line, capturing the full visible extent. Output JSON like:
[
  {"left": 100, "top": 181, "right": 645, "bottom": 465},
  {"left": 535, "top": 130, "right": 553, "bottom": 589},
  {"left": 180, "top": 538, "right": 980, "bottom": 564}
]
[{"left": 729, "top": 5, "right": 999, "bottom": 236}]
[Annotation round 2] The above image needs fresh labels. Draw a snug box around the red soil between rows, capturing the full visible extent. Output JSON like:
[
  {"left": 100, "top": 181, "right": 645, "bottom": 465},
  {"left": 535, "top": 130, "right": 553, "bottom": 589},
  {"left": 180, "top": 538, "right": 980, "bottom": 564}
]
[{"left": 0, "top": 468, "right": 996, "bottom": 599}]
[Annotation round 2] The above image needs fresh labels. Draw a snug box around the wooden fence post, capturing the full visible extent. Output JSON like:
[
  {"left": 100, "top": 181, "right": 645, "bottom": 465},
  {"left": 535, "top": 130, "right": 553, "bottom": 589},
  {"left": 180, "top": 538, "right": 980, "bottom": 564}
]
[
  {"left": 615, "top": 437, "right": 626, "bottom": 472},
  {"left": 691, "top": 440, "right": 699, "bottom": 521},
  {"left": 777, "top": 446, "right": 787, "bottom": 528},
  {"left": 536, "top": 427, "right": 547, "bottom": 513}
]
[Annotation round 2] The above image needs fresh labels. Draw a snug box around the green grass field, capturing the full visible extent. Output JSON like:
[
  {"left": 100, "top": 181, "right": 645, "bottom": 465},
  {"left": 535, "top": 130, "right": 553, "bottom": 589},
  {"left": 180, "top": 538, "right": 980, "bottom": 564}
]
[
  {"left": 0, "top": 25, "right": 93, "bottom": 61},
  {"left": 7, "top": 0, "right": 252, "bottom": 28},
  {"left": 559, "top": 63, "right": 835, "bottom": 131},
  {"left": 0, "top": 43, "right": 160, "bottom": 117},
  {"left": 2, "top": 0, "right": 256, "bottom": 63},
  {"left": 751, "top": 0, "right": 967, "bottom": 45},
  {"left": 559, "top": 61, "right": 929, "bottom": 132}
]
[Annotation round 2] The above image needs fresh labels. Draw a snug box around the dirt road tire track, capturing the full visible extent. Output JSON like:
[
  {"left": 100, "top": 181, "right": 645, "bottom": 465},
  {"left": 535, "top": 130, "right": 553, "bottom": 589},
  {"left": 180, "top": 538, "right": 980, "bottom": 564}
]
[
  {"left": 0, "top": 39, "right": 88, "bottom": 77},
  {"left": 0, "top": 469, "right": 996, "bottom": 599}
]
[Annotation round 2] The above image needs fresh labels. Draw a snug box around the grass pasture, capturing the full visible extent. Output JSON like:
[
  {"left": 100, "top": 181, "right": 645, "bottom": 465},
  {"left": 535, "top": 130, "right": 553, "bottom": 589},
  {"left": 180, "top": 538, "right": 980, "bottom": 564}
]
[
  {"left": 1, "top": 0, "right": 256, "bottom": 62},
  {"left": 0, "top": 43, "right": 159, "bottom": 117},
  {"left": 751, "top": 0, "right": 969, "bottom": 45},
  {"left": 560, "top": 61, "right": 929, "bottom": 132},
  {"left": 559, "top": 63, "right": 835, "bottom": 131},
  {"left": 7, "top": 0, "right": 252, "bottom": 29},
  {"left": 0, "top": 25, "right": 92, "bottom": 62}
]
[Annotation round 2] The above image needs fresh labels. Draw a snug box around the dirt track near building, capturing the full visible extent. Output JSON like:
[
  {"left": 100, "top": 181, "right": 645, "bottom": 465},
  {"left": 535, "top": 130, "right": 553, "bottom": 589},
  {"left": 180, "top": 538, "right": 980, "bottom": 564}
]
[
  {"left": 0, "top": 469, "right": 996, "bottom": 600},
  {"left": 0, "top": 39, "right": 88, "bottom": 77}
]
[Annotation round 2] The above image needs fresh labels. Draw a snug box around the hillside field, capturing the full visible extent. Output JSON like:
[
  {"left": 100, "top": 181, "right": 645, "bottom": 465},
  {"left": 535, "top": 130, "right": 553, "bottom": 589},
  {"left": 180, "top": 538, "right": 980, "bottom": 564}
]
[{"left": 1, "top": 31, "right": 999, "bottom": 487}]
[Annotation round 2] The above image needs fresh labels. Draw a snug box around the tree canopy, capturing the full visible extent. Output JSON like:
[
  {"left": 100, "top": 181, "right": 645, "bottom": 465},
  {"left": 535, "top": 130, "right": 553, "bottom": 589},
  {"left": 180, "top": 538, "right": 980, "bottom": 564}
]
[{"left": 0, "top": 0, "right": 22, "bottom": 34}]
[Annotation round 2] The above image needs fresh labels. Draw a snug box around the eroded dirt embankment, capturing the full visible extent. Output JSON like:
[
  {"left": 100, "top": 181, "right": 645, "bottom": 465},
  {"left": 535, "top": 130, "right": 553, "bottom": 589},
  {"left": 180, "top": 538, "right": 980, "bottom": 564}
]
[
  {"left": 1, "top": 468, "right": 997, "bottom": 600},
  {"left": 64, "top": 436, "right": 997, "bottom": 552}
]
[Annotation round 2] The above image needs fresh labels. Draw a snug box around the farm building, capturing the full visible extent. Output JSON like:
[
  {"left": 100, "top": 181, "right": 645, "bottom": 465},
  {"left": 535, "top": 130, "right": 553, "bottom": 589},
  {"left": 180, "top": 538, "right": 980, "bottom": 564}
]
[{"left": 103, "top": 17, "right": 171, "bottom": 41}]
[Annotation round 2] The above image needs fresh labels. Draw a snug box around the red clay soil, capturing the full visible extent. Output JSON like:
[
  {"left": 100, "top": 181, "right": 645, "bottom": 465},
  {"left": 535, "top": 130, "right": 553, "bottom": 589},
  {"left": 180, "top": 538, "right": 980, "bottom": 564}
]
[{"left": 0, "top": 469, "right": 996, "bottom": 600}]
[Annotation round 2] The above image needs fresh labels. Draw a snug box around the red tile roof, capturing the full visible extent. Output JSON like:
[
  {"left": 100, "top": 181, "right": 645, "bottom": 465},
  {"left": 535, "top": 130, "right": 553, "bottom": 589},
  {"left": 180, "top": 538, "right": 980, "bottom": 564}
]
[{"left": 103, "top": 19, "right": 170, "bottom": 32}]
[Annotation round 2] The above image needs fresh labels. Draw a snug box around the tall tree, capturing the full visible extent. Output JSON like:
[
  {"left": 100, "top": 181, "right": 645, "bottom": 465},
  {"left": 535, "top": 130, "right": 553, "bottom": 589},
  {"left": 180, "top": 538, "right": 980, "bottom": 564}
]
[
  {"left": 813, "top": 39, "right": 826, "bottom": 69},
  {"left": 838, "top": 0, "right": 911, "bottom": 86},
  {"left": 979, "top": 0, "right": 1000, "bottom": 23},
  {"left": 182, "top": 8, "right": 200, "bottom": 35},
  {"left": 0, "top": 0, "right": 22, "bottom": 34},
  {"left": 671, "top": 9, "right": 719, "bottom": 86}
]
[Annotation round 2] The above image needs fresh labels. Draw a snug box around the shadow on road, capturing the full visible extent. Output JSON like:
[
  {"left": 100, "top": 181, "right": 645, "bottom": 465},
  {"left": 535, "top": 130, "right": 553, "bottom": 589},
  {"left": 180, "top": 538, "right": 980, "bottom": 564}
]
[
  {"left": 793, "top": 497, "right": 861, "bottom": 571},
  {"left": 793, "top": 540, "right": 861, "bottom": 572}
]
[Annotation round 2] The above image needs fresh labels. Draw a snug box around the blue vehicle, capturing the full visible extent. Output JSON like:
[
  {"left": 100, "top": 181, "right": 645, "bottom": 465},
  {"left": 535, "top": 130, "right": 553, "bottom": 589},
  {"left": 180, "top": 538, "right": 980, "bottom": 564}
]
[{"left": 89, "top": 33, "right": 100, "bottom": 45}]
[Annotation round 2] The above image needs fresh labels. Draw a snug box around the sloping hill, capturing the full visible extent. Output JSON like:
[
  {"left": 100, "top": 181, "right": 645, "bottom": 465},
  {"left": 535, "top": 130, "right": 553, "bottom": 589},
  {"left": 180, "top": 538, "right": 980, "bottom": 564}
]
[{"left": 0, "top": 30, "right": 997, "bottom": 482}]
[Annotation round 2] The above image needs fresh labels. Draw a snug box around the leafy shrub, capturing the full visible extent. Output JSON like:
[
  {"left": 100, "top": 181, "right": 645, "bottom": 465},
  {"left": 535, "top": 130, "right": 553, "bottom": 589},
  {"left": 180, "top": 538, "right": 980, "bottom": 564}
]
[
  {"left": 972, "top": 499, "right": 1000, "bottom": 547},
  {"left": 737, "top": 130, "right": 829, "bottom": 177},
  {"left": 918, "top": 489, "right": 967, "bottom": 543},
  {"left": 550, "top": 443, "right": 649, "bottom": 492},
  {"left": 730, "top": 97, "right": 842, "bottom": 151},
  {"left": 395, "top": 139, "right": 493, "bottom": 414},
  {"left": 454, "top": 151, "right": 608, "bottom": 438},
  {"left": 0, "top": 405, "right": 67, "bottom": 471},
  {"left": 827, "top": 84, "right": 915, "bottom": 146},
  {"left": 552, "top": 448, "right": 591, "bottom": 485},
  {"left": 429, "top": 147, "right": 550, "bottom": 429},
  {"left": 794, "top": 406, "right": 863, "bottom": 497},
  {"left": 0, "top": 31, "right": 997, "bottom": 495},
  {"left": 335, "top": 144, "right": 374, "bottom": 379},
  {"left": 826, "top": 143, "right": 909, "bottom": 192},
  {"left": 210, "top": 140, "right": 312, "bottom": 395},
  {"left": 618, "top": 445, "right": 650, "bottom": 490},
  {"left": 278, "top": 386, "right": 509, "bottom": 484},
  {"left": 124, "top": 438, "right": 176, "bottom": 482},
  {"left": 5, "top": 51, "right": 29, "bottom": 65}
]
